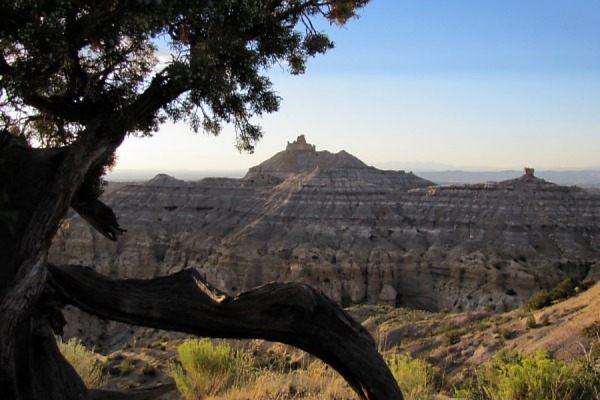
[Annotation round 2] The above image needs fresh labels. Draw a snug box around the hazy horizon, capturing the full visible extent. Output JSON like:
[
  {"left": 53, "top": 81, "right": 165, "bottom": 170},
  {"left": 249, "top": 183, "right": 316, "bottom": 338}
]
[{"left": 107, "top": 164, "right": 600, "bottom": 186}]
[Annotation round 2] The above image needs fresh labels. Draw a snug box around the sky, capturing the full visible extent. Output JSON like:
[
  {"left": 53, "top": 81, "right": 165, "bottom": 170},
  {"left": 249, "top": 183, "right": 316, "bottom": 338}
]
[{"left": 111, "top": 0, "right": 600, "bottom": 179}]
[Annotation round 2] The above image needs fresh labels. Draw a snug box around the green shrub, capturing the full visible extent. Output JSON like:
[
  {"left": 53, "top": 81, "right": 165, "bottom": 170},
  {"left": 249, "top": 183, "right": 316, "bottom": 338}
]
[
  {"left": 525, "top": 314, "right": 537, "bottom": 330},
  {"left": 500, "top": 328, "right": 515, "bottom": 340},
  {"left": 540, "top": 314, "right": 550, "bottom": 326},
  {"left": 550, "top": 277, "right": 575, "bottom": 301},
  {"left": 524, "top": 278, "right": 579, "bottom": 311},
  {"left": 579, "top": 277, "right": 596, "bottom": 291},
  {"left": 475, "top": 319, "right": 490, "bottom": 331},
  {"left": 169, "top": 338, "right": 255, "bottom": 399},
  {"left": 110, "top": 358, "right": 136, "bottom": 376},
  {"left": 524, "top": 289, "right": 552, "bottom": 311},
  {"left": 582, "top": 321, "right": 600, "bottom": 338},
  {"left": 444, "top": 329, "right": 462, "bottom": 345},
  {"left": 56, "top": 337, "right": 105, "bottom": 388},
  {"left": 436, "top": 322, "right": 461, "bottom": 345},
  {"left": 258, "top": 348, "right": 295, "bottom": 372},
  {"left": 140, "top": 363, "right": 156, "bottom": 376},
  {"left": 388, "top": 353, "right": 438, "bottom": 400},
  {"left": 454, "top": 349, "right": 600, "bottom": 400}
]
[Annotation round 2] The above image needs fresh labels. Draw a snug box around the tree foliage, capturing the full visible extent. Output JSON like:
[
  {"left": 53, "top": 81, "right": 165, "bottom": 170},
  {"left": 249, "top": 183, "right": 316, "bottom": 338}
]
[{"left": 1, "top": 0, "right": 368, "bottom": 151}]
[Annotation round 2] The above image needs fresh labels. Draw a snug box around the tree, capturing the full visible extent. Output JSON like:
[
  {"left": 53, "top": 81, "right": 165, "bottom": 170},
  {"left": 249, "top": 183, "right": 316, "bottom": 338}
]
[{"left": 0, "top": 1, "right": 403, "bottom": 399}]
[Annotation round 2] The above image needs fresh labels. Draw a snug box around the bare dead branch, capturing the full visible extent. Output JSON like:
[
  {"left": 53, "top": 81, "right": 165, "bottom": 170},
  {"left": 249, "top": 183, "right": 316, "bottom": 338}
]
[{"left": 48, "top": 264, "right": 404, "bottom": 400}]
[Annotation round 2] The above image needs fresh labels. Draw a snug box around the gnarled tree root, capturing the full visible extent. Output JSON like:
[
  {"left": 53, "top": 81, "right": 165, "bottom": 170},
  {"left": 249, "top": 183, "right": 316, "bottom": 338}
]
[{"left": 48, "top": 264, "right": 403, "bottom": 400}]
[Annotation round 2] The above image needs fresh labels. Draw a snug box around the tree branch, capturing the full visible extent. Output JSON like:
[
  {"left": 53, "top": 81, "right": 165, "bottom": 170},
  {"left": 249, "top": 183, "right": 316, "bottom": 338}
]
[
  {"left": 124, "top": 69, "right": 190, "bottom": 127},
  {"left": 22, "top": 94, "right": 99, "bottom": 124},
  {"left": 48, "top": 264, "right": 403, "bottom": 400}
]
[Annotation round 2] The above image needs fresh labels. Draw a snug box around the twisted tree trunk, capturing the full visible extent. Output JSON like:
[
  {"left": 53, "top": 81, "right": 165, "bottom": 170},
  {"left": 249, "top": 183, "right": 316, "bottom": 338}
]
[
  {"left": 0, "top": 77, "right": 188, "bottom": 399},
  {"left": 0, "top": 125, "right": 116, "bottom": 399},
  {"left": 49, "top": 264, "right": 403, "bottom": 399}
]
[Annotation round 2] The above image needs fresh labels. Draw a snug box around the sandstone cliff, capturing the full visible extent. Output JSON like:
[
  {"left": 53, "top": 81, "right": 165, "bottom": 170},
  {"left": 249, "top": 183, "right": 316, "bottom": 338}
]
[{"left": 50, "top": 137, "right": 600, "bottom": 313}]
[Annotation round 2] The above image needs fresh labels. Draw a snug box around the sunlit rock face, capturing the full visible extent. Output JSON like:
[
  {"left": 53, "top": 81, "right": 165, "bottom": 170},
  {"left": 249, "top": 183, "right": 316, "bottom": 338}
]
[{"left": 50, "top": 137, "right": 600, "bottom": 312}]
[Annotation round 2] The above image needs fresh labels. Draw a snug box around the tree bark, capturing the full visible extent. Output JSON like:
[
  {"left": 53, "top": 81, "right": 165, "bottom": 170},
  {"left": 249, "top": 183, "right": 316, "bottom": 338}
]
[
  {"left": 0, "top": 75, "right": 188, "bottom": 397},
  {"left": 49, "top": 264, "right": 404, "bottom": 400},
  {"left": 0, "top": 123, "right": 115, "bottom": 399}
]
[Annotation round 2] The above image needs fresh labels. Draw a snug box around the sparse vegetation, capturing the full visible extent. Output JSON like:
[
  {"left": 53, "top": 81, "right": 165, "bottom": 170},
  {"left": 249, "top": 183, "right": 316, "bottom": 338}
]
[
  {"left": 98, "top": 282, "right": 600, "bottom": 399},
  {"left": 388, "top": 354, "right": 439, "bottom": 400},
  {"left": 169, "top": 338, "right": 255, "bottom": 399},
  {"left": 444, "top": 329, "right": 462, "bottom": 346},
  {"left": 220, "top": 359, "right": 354, "bottom": 399},
  {"left": 524, "top": 277, "right": 582, "bottom": 311},
  {"left": 109, "top": 357, "right": 136, "bottom": 377},
  {"left": 500, "top": 328, "right": 515, "bottom": 340},
  {"left": 454, "top": 349, "right": 600, "bottom": 400},
  {"left": 169, "top": 339, "right": 357, "bottom": 399},
  {"left": 582, "top": 321, "right": 600, "bottom": 339},
  {"left": 550, "top": 277, "right": 575, "bottom": 301},
  {"left": 475, "top": 319, "right": 490, "bottom": 331},
  {"left": 56, "top": 337, "right": 105, "bottom": 388},
  {"left": 164, "top": 336, "right": 595, "bottom": 400},
  {"left": 140, "top": 363, "right": 156, "bottom": 377},
  {"left": 540, "top": 314, "right": 550, "bottom": 326},
  {"left": 524, "top": 289, "right": 552, "bottom": 311},
  {"left": 525, "top": 314, "right": 537, "bottom": 329},
  {"left": 579, "top": 278, "right": 596, "bottom": 291}
]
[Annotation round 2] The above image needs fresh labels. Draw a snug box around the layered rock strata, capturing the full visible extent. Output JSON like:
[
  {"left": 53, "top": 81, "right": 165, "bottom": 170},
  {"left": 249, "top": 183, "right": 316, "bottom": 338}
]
[{"left": 50, "top": 137, "right": 600, "bottom": 313}]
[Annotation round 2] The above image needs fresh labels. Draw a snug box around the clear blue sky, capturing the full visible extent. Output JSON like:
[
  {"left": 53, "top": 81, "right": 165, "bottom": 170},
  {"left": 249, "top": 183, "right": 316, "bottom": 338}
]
[{"left": 112, "top": 0, "right": 600, "bottom": 177}]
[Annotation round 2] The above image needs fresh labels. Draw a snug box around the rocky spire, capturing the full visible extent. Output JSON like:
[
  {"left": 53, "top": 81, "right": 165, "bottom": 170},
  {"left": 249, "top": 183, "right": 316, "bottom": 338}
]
[
  {"left": 524, "top": 167, "right": 535, "bottom": 177},
  {"left": 286, "top": 135, "right": 316, "bottom": 152}
]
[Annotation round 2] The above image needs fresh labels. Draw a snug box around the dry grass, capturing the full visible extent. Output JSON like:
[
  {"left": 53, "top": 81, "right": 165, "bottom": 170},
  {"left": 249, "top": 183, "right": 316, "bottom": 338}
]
[
  {"left": 57, "top": 337, "right": 106, "bottom": 388},
  {"left": 92, "top": 282, "right": 600, "bottom": 399},
  {"left": 216, "top": 360, "right": 355, "bottom": 400},
  {"left": 509, "top": 282, "right": 600, "bottom": 360},
  {"left": 351, "top": 282, "right": 600, "bottom": 378}
]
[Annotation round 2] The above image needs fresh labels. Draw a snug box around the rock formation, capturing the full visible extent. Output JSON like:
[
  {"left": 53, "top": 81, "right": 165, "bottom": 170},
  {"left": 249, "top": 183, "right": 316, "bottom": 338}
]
[{"left": 50, "top": 137, "right": 600, "bottom": 315}]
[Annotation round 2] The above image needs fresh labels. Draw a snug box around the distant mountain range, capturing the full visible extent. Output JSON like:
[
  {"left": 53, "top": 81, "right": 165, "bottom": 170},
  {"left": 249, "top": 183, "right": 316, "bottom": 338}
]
[
  {"left": 108, "top": 168, "right": 600, "bottom": 187},
  {"left": 413, "top": 170, "right": 600, "bottom": 186}
]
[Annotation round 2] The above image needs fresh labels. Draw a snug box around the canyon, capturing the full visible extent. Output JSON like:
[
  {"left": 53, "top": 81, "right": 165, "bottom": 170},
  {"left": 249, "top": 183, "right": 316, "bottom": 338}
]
[{"left": 50, "top": 136, "right": 600, "bottom": 314}]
